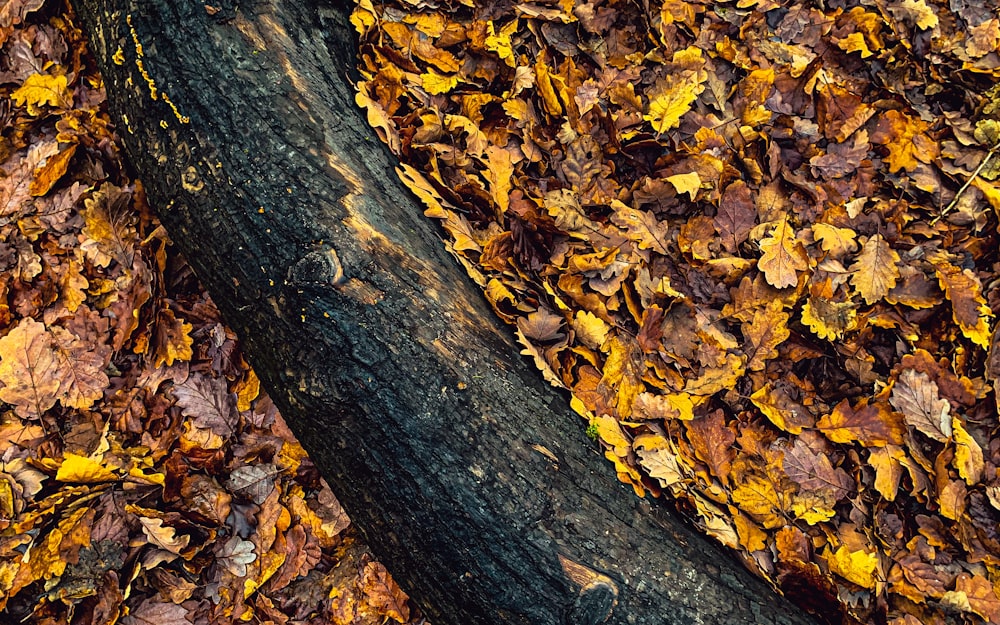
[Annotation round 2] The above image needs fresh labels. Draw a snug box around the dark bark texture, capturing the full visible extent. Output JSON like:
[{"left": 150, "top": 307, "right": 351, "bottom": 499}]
[{"left": 70, "top": 1, "right": 821, "bottom": 624}]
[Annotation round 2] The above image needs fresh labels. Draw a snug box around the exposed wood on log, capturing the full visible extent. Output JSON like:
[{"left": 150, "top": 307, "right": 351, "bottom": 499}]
[{"left": 70, "top": 1, "right": 821, "bottom": 623}]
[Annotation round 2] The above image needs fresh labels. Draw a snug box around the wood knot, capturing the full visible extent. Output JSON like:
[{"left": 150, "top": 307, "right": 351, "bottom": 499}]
[
  {"left": 287, "top": 244, "right": 344, "bottom": 287},
  {"left": 559, "top": 554, "right": 619, "bottom": 625}
]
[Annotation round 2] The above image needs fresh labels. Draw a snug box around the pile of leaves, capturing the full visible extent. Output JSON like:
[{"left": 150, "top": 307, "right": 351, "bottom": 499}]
[
  {"left": 352, "top": 0, "right": 1000, "bottom": 621},
  {"left": 0, "top": 2, "right": 415, "bottom": 624}
]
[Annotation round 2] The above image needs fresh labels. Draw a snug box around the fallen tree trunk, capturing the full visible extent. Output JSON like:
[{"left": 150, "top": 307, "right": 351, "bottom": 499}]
[{"left": 70, "top": 1, "right": 821, "bottom": 624}]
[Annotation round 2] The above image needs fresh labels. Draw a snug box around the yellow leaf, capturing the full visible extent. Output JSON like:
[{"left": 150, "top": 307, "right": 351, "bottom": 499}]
[
  {"left": 811, "top": 223, "right": 858, "bottom": 258},
  {"left": 733, "top": 513, "right": 767, "bottom": 552},
  {"left": 666, "top": 172, "right": 701, "bottom": 199},
  {"left": 867, "top": 445, "right": 904, "bottom": 501},
  {"left": 953, "top": 417, "right": 984, "bottom": 485},
  {"left": 0, "top": 318, "right": 60, "bottom": 420},
  {"left": 573, "top": 310, "right": 610, "bottom": 350},
  {"left": 482, "top": 144, "right": 515, "bottom": 214},
  {"left": 421, "top": 71, "right": 459, "bottom": 95},
  {"left": 800, "top": 296, "right": 857, "bottom": 340},
  {"left": 55, "top": 453, "right": 118, "bottom": 484},
  {"left": 891, "top": 0, "right": 939, "bottom": 30},
  {"left": 397, "top": 163, "right": 449, "bottom": 218},
  {"left": 731, "top": 473, "right": 784, "bottom": 528},
  {"left": 838, "top": 32, "right": 873, "bottom": 57},
  {"left": 684, "top": 353, "right": 745, "bottom": 395},
  {"left": 644, "top": 49, "right": 707, "bottom": 133},
  {"left": 236, "top": 370, "right": 261, "bottom": 412},
  {"left": 849, "top": 234, "right": 900, "bottom": 305},
  {"left": 11, "top": 73, "right": 72, "bottom": 114},
  {"left": 485, "top": 19, "right": 518, "bottom": 67},
  {"left": 757, "top": 215, "right": 808, "bottom": 289},
  {"left": 750, "top": 383, "right": 811, "bottom": 434},
  {"left": 154, "top": 309, "right": 194, "bottom": 367},
  {"left": 826, "top": 545, "right": 878, "bottom": 588}
]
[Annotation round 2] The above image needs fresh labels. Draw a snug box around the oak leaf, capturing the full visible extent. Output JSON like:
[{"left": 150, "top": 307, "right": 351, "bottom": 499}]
[
  {"left": 944, "top": 573, "right": 1000, "bottom": 623},
  {"left": 800, "top": 296, "right": 857, "bottom": 340},
  {"left": 51, "top": 326, "right": 111, "bottom": 410},
  {"left": 644, "top": 48, "right": 706, "bottom": 133},
  {"left": 599, "top": 336, "right": 645, "bottom": 418},
  {"left": 871, "top": 110, "right": 939, "bottom": 173},
  {"left": 826, "top": 545, "right": 878, "bottom": 589},
  {"left": 952, "top": 418, "right": 984, "bottom": 485},
  {"left": 742, "top": 300, "right": 790, "bottom": 371},
  {"left": 0, "top": 318, "right": 60, "bottom": 419},
  {"left": 138, "top": 517, "right": 190, "bottom": 555},
  {"left": 360, "top": 560, "right": 411, "bottom": 623},
  {"left": 11, "top": 72, "right": 71, "bottom": 114},
  {"left": 757, "top": 215, "right": 808, "bottom": 289},
  {"left": 927, "top": 251, "right": 992, "bottom": 348},
  {"left": 217, "top": 536, "right": 257, "bottom": 577},
  {"left": 684, "top": 410, "right": 735, "bottom": 485},
  {"left": 849, "top": 234, "right": 899, "bottom": 305},
  {"left": 888, "top": 0, "right": 939, "bottom": 30},
  {"left": 173, "top": 373, "right": 238, "bottom": 436},
  {"left": 816, "top": 399, "right": 905, "bottom": 446},
  {"left": 782, "top": 436, "right": 851, "bottom": 501},
  {"left": 731, "top": 473, "right": 785, "bottom": 529},
  {"left": 890, "top": 369, "right": 951, "bottom": 441},
  {"left": 811, "top": 223, "right": 858, "bottom": 258},
  {"left": 751, "top": 383, "right": 813, "bottom": 435},
  {"left": 610, "top": 201, "right": 670, "bottom": 254},
  {"left": 634, "top": 434, "right": 685, "bottom": 488},
  {"left": 666, "top": 171, "right": 701, "bottom": 199},
  {"left": 867, "top": 446, "right": 904, "bottom": 501}
]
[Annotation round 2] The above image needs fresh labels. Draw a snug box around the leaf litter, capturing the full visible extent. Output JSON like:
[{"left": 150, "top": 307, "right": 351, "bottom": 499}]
[
  {"left": 0, "top": 2, "right": 415, "bottom": 624},
  {"left": 352, "top": 0, "right": 1000, "bottom": 621}
]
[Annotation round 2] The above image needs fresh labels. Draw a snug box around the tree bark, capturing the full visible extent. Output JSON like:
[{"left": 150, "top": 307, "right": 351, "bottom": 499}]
[{"left": 70, "top": 1, "right": 822, "bottom": 624}]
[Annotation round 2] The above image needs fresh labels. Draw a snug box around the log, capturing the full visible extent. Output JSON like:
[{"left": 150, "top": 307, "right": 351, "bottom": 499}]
[{"left": 70, "top": 1, "right": 822, "bottom": 624}]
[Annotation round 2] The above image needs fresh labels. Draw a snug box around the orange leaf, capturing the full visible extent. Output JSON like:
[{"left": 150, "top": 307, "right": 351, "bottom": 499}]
[
  {"left": 0, "top": 318, "right": 60, "bottom": 419},
  {"left": 816, "top": 399, "right": 905, "bottom": 447},
  {"left": 29, "top": 143, "right": 77, "bottom": 197},
  {"left": 927, "top": 251, "right": 993, "bottom": 348},
  {"left": 871, "top": 110, "right": 939, "bottom": 173}
]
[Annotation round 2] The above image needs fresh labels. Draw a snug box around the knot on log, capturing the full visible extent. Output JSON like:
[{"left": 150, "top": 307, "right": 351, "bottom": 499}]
[
  {"left": 559, "top": 554, "right": 619, "bottom": 625},
  {"left": 288, "top": 244, "right": 345, "bottom": 287}
]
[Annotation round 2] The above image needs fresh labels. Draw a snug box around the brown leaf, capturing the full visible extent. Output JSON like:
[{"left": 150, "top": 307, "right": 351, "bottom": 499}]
[
  {"left": 890, "top": 369, "right": 952, "bottom": 442},
  {"left": 685, "top": 409, "right": 735, "bottom": 485},
  {"left": 172, "top": 373, "right": 237, "bottom": 436},
  {"left": 360, "top": 559, "right": 411, "bottom": 623},
  {"left": 715, "top": 180, "right": 755, "bottom": 254},
  {"left": 741, "top": 300, "right": 790, "bottom": 371}
]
